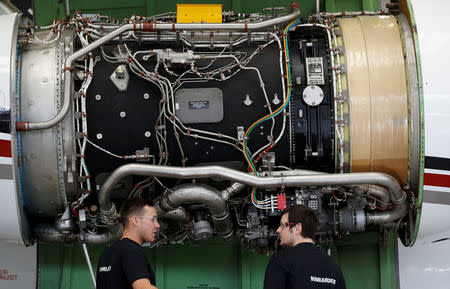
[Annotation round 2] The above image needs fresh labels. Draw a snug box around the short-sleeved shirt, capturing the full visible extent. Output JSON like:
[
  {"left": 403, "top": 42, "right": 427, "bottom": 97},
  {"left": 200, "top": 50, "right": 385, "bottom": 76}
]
[
  {"left": 96, "top": 238, "right": 155, "bottom": 289},
  {"left": 264, "top": 242, "right": 346, "bottom": 289}
]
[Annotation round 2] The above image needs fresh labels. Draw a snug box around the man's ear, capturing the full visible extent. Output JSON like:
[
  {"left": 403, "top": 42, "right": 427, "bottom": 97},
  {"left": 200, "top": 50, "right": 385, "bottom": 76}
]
[
  {"left": 130, "top": 215, "right": 139, "bottom": 227},
  {"left": 295, "top": 223, "right": 303, "bottom": 236}
]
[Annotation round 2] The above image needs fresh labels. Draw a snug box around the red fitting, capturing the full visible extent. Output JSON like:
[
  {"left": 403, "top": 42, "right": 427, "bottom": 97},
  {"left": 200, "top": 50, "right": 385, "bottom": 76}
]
[
  {"left": 289, "top": 2, "right": 300, "bottom": 12},
  {"left": 142, "top": 22, "right": 155, "bottom": 32},
  {"left": 277, "top": 194, "right": 287, "bottom": 210},
  {"left": 16, "top": 121, "right": 29, "bottom": 132}
]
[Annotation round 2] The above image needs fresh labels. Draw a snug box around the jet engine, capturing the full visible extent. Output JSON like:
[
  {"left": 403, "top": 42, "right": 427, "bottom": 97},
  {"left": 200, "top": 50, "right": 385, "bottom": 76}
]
[{"left": 0, "top": 2, "right": 421, "bottom": 252}]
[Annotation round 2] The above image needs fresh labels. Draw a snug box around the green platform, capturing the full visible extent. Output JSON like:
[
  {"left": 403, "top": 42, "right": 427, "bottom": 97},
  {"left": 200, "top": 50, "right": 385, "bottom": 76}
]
[{"left": 39, "top": 231, "right": 397, "bottom": 289}]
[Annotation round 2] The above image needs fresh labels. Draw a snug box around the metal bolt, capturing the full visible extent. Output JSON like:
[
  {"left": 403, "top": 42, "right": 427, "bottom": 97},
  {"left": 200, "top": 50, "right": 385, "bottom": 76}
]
[
  {"left": 260, "top": 125, "right": 264, "bottom": 130},
  {"left": 244, "top": 94, "right": 253, "bottom": 106},
  {"left": 143, "top": 93, "right": 150, "bottom": 100},
  {"left": 144, "top": 131, "right": 151, "bottom": 137},
  {"left": 95, "top": 94, "right": 101, "bottom": 101},
  {"left": 96, "top": 133, "right": 103, "bottom": 140},
  {"left": 120, "top": 111, "right": 126, "bottom": 118},
  {"left": 272, "top": 93, "right": 280, "bottom": 105},
  {"left": 210, "top": 146, "right": 214, "bottom": 150},
  {"left": 194, "top": 142, "right": 198, "bottom": 146}
]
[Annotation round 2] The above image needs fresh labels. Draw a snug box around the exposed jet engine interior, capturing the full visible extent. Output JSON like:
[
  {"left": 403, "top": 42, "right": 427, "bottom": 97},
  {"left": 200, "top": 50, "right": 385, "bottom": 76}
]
[{"left": 3, "top": 1, "right": 422, "bottom": 252}]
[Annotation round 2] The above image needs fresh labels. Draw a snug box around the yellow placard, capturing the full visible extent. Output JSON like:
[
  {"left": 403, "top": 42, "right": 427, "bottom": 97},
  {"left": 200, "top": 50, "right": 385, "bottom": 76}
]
[{"left": 176, "top": 4, "right": 222, "bottom": 23}]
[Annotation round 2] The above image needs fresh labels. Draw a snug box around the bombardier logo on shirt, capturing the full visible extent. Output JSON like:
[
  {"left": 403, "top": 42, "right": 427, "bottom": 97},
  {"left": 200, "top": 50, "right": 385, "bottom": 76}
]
[
  {"left": 310, "top": 276, "right": 336, "bottom": 285},
  {"left": 99, "top": 266, "right": 112, "bottom": 272}
]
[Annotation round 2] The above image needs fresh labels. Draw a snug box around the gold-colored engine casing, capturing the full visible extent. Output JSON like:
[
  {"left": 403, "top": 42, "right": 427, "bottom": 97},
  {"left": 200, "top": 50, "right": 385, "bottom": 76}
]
[{"left": 338, "top": 16, "right": 409, "bottom": 185}]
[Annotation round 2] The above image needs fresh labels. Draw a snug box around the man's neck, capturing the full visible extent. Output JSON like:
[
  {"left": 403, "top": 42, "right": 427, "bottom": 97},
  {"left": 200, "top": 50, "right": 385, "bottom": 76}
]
[
  {"left": 292, "top": 237, "right": 314, "bottom": 246},
  {"left": 121, "top": 231, "right": 142, "bottom": 245}
]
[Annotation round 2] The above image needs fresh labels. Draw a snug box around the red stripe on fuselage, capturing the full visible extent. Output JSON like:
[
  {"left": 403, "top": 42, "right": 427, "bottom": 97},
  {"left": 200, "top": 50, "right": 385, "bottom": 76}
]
[
  {"left": 0, "top": 139, "right": 12, "bottom": 157},
  {"left": 424, "top": 173, "right": 450, "bottom": 188}
]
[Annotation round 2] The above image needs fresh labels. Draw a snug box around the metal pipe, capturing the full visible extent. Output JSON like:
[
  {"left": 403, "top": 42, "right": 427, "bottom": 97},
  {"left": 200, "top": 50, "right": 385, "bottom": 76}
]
[
  {"left": 219, "top": 182, "right": 246, "bottom": 200},
  {"left": 366, "top": 201, "right": 407, "bottom": 225},
  {"left": 361, "top": 184, "right": 391, "bottom": 208},
  {"left": 155, "top": 184, "right": 233, "bottom": 237},
  {"left": 34, "top": 223, "right": 121, "bottom": 244},
  {"left": 316, "top": 0, "right": 320, "bottom": 18},
  {"left": 162, "top": 207, "right": 192, "bottom": 223},
  {"left": 16, "top": 4, "right": 300, "bottom": 131},
  {"left": 16, "top": 24, "right": 134, "bottom": 131},
  {"left": 65, "top": 0, "right": 70, "bottom": 18},
  {"left": 81, "top": 242, "right": 96, "bottom": 288},
  {"left": 99, "top": 164, "right": 406, "bottom": 221}
]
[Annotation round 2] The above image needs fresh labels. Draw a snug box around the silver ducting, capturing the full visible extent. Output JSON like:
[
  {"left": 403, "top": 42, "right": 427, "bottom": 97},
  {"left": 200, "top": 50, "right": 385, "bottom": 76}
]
[
  {"left": 163, "top": 207, "right": 192, "bottom": 223},
  {"left": 34, "top": 224, "right": 122, "bottom": 244},
  {"left": 98, "top": 164, "right": 407, "bottom": 229},
  {"left": 155, "top": 184, "right": 233, "bottom": 238}
]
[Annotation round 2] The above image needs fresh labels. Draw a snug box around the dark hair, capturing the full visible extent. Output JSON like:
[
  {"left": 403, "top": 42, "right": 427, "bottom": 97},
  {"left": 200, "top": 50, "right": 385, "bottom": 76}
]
[
  {"left": 119, "top": 198, "right": 154, "bottom": 226},
  {"left": 282, "top": 204, "right": 318, "bottom": 239}
]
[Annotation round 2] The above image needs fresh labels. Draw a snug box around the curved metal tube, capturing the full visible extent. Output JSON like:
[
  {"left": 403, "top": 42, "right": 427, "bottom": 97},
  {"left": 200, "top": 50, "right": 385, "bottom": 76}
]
[
  {"left": 99, "top": 164, "right": 406, "bottom": 227},
  {"left": 99, "top": 164, "right": 403, "bottom": 209},
  {"left": 16, "top": 4, "right": 300, "bottom": 131},
  {"left": 366, "top": 201, "right": 407, "bottom": 225},
  {"left": 360, "top": 184, "right": 391, "bottom": 208},
  {"left": 34, "top": 223, "right": 122, "bottom": 244},
  {"left": 156, "top": 184, "right": 233, "bottom": 237},
  {"left": 219, "top": 182, "right": 246, "bottom": 200},
  {"left": 162, "top": 207, "right": 192, "bottom": 223}
]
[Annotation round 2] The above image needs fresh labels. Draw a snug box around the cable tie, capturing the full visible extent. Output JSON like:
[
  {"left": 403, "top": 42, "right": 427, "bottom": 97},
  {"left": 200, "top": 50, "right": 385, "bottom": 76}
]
[{"left": 63, "top": 67, "right": 73, "bottom": 72}]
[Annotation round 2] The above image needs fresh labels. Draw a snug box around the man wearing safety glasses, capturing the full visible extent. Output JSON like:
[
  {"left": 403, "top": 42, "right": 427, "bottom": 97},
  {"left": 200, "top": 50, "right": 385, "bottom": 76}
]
[
  {"left": 263, "top": 205, "right": 346, "bottom": 289},
  {"left": 97, "top": 198, "right": 160, "bottom": 289}
]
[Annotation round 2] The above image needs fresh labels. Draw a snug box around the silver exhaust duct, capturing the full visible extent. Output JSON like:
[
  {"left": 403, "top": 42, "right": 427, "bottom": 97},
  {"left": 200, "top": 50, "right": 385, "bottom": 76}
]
[
  {"left": 155, "top": 184, "right": 233, "bottom": 238},
  {"left": 34, "top": 223, "right": 122, "bottom": 244},
  {"left": 98, "top": 164, "right": 407, "bottom": 227}
]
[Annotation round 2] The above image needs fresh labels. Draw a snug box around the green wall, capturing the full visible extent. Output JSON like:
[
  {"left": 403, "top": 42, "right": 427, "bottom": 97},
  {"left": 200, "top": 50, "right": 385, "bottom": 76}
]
[
  {"left": 33, "top": 0, "right": 380, "bottom": 26},
  {"left": 39, "top": 231, "right": 397, "bottom": 289}
]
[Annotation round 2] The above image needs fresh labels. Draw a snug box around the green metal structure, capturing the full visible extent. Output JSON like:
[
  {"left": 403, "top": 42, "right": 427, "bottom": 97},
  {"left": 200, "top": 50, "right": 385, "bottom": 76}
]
[
  {"left": 33, "top": 1, "right": 404, "bottom": 288},
  {"left": 39, "top": 231, "right": 397, "bottom": 289}
]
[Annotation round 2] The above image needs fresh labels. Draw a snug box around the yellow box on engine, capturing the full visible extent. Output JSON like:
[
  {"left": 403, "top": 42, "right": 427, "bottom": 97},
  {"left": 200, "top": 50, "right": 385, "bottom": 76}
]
[{"left": 176, "top": 4, "right": 222, "bottom": 23}]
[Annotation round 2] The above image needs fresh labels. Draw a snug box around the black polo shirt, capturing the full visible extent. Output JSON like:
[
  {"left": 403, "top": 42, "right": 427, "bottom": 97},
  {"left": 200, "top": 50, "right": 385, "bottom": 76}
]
[
  {"left": 264, "top": 242, "right": 346, "bottom": 289},
  {"left": 96, "top": 238, "right": 156, "bottom": 289}
]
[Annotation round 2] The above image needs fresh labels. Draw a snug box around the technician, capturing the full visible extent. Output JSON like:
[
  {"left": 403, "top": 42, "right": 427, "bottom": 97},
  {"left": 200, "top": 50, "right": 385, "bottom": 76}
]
[
  {"left": 263, "top": 204, "right": 346, "bottom": 289},
  {"left": 96, "top": 198, "right": 160, "bottom": 289}
]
